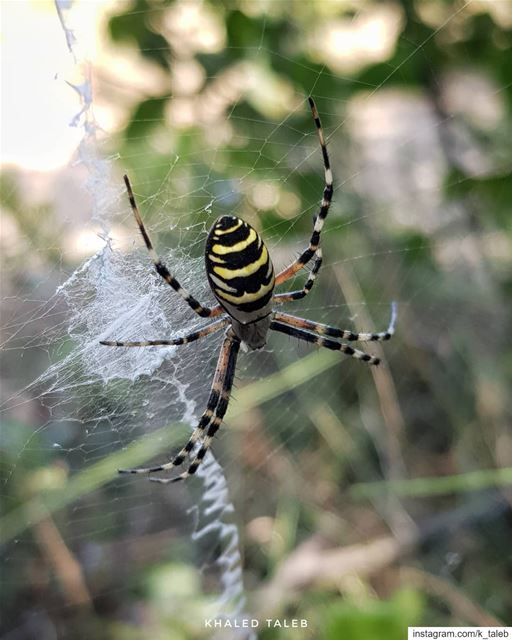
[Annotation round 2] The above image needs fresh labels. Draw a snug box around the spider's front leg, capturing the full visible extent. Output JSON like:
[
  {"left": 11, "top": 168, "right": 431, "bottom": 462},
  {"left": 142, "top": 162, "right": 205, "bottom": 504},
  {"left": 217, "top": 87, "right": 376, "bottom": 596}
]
[
  {"left": 273, "top": 249, "right": 323, "bottom": 304},
  {"left": 275, "top": 97, "right": 333, "bottom": 287},
  {"left": 123, "top": 174, "right": 223, "bottom": 319},
  {"left": 118, "top": 328, "right": 240, "bottom": 481}
]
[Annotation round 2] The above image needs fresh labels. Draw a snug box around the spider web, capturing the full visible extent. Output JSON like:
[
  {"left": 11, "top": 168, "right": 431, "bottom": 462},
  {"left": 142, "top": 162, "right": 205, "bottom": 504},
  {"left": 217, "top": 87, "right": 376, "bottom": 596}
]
[{"left": 1, "top": 1, "right": 511, "bottom": 638}]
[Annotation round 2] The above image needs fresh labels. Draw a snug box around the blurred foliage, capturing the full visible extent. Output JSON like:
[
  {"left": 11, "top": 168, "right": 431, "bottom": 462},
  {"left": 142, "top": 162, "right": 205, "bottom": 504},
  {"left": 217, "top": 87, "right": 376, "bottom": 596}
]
[
  {"left": 2, "top": 0, "right": 512, "bottom": 638},
  {"left": 321, "top": 588, "right": 424, "bottom": 640}
]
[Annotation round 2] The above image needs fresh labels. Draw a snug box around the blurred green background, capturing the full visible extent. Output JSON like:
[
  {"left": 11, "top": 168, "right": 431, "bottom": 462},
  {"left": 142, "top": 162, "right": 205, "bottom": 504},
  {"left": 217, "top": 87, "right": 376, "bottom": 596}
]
[{"left": 1, "top": 1, "right": 511, "bottom": 638}]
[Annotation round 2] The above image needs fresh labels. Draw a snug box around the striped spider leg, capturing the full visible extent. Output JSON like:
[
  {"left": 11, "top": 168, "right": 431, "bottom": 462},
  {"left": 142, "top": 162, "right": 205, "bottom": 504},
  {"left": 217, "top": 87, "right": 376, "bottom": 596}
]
[
  {"left": 274, "top": 97, "right": 333, "bottom": 291},
  {"left": 272, "top": 99, "right": 395, "bottom": 365},
  {"left": 118, "top": 328, "right": 240, "bottom": 482},
  {"left": 100, "top": 316, "right": 229, "bottom": 348},
  {"left": 270, "top": 302, "right": 397, "bottom": 365},
  {"left": 123, "top": 174, "right": 223, "bottom": 319},
  {"left": 273, "top": 249, "right": 323, "bottom": 303},
  {"left": 151, "top": 329, "right": 241, "bottom": 483}
]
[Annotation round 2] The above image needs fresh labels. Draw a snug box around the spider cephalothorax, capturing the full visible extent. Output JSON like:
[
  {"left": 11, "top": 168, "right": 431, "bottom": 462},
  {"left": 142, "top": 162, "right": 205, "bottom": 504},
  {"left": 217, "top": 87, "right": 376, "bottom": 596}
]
[{"left": 100, "top": 98, "right": 396, "bottom": 483}]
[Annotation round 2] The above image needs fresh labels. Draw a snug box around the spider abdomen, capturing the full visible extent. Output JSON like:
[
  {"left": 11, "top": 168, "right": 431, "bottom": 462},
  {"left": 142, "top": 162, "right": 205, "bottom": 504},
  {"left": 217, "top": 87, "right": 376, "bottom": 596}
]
[{"left": 205, "top": 216, "right": 275, "bottom": 338}]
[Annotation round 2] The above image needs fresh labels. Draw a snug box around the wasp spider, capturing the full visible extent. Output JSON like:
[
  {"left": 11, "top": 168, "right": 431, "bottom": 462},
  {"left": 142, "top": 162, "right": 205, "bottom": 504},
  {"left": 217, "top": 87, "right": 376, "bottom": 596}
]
[{"left": 101, "top": 98, "right": 396, "bottom": 483}]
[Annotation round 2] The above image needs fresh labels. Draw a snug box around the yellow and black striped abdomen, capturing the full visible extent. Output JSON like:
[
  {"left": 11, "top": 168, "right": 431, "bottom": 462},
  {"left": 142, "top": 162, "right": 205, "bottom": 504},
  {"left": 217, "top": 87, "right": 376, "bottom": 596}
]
[{"left": 205, "top": 216, "right": 275, "bottom": 323}]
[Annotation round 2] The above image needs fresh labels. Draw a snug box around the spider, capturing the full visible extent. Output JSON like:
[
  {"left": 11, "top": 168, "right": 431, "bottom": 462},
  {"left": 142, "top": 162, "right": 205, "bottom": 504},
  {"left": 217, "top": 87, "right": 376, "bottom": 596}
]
[{"left": 100, "top": 98, "right": 396, "bottom": 483}]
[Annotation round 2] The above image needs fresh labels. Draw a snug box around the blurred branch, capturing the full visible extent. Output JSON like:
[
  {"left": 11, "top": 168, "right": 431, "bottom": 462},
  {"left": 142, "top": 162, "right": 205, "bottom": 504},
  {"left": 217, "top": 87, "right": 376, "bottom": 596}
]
[
  {"left": 350, "top": 466, "right": 512, "bottom": 500},
  {"left": 234, "top": 347, "right": 339, "bottom": 411},
  {"left": 256, "top": 493, "right": 510, "bottom": 619},
  {"left": 401, "top": 566, "right": 505, "bottom": 627},
  {"left": 256, "top": 533, "right": 409, "bottom": 618},
  {"left": 32, "top": 509, "right": 92, "bottom": 609}
]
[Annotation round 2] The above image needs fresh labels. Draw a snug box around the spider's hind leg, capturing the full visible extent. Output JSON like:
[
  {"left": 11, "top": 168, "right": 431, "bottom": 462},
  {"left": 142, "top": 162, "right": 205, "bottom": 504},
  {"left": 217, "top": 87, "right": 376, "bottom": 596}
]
[
  {"left": 118, "top": 329, "right": 240, "bottom": 479},
  {"left": 151, "top": 331, "right": 241, "bottom": 484},
  {"left": 270, "top": 320, "right": 382, "bottom": 365},
  {"left": 273, "top": 301, "right": 397, "bottom": 343}
]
